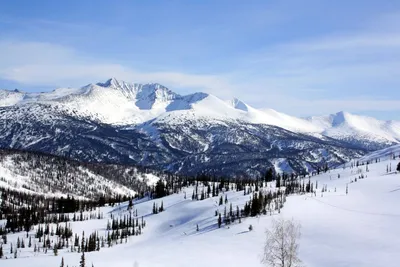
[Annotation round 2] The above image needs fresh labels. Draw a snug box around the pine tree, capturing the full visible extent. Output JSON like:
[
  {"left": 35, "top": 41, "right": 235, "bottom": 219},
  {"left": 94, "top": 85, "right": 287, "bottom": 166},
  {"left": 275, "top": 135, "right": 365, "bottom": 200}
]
[
  {"left": 0, "top": 245, "right": 3, "bottom": 259},
  {"left": 54, "top": 244, "right": 58, "bottom": 256},
  {"left": 155, "top": 179, "right": 166, "bottom": 198},
  {"left": 80, "top": 251, "right": 85, "bottom": 267},
  {"left": 276, "top": 174, "right": 281, "bottom": 188},
  {"left": 224, "top": 194, "right": 228, "bottom": 204},
  {"left": 127, "top": 198, "right": 133, "bottom": 210},
  {"left": 219, "top": 195, "right": 223, "bottom": 206},
  {"left": 265, "top": 168, "right": 275, "bottom": 182},
  {"left": 218, "top": 214, "right": 222, "bottom": 228},
  {"left": 60, "top": 257, "right": 64, "bottom": 267},
  {"left": 28, "top": 236, "right": 32, "bottom": 247},
  {"left": 81, "top": 231, "right": 85, "bottom": 252},
  {"left": 212, "top": 183, "right": 216, "bottom": 197},
  {"left": 397, "top": 162, "right": 400, "bottom": 172}
]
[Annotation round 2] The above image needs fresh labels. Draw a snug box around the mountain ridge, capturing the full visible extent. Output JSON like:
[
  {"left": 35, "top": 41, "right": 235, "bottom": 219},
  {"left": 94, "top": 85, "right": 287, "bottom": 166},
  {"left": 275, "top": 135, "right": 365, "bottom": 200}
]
[
  {"left": 0, "top": 78, "right": 399, "bottom": 176},
  {"left": 1, "top": 78, "right": 398, "bottom": 136}
]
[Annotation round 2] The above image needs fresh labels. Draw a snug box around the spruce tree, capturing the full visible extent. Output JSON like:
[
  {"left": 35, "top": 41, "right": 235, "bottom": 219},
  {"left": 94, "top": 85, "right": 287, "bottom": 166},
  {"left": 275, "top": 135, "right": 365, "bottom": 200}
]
[
  {"left": 60, "top": 257, "right": 64, "bottom": 267},
  {"left": 80, "top": 251, "right": 86, "bottom": 267},
  {"left": 275, "top": 175, "right": 281, "bottom": 188},
  {"left": 0, "top": 245, "right": 3, "bottom": 259},
  {"left": 212, "top": 183, "right": 216, "bottom": 197},
  {"left": 397, "top": 162, "right": 400, "bottom": 172},
  {"left": 54, "top": 244, "right": 58, "bottom": 256},
  {"left": 127, "top": 198, "right": 133, "bottom": 210},
  {"left": 265, "top": 168, "right": 274, "bottom": 182},
  {"left": 81, "top": 231, "right": 85, "bottom": 252},
  {"left": 218, "top": 214, "right": 222, "bottom": 228}
]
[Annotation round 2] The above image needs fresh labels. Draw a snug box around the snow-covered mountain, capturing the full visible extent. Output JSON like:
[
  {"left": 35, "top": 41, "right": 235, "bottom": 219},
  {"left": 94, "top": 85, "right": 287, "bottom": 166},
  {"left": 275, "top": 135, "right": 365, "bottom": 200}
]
[
  {"left": 0, "top": 78, "right": 399, "bottom": 176},
  {"left": 356, "top": 143, "right": 400, "bottom": 163},
  {"left": 306, "top": 111, "right": 400, "bottom": 149},
  {"left": 0, "top": 149, "right": 163, "bottom": 199}
]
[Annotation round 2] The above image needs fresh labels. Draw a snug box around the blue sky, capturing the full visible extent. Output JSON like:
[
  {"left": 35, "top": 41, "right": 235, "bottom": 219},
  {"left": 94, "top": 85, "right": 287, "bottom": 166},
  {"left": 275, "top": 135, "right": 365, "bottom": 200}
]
[{"left": 1, "top": 0, "right": 400, "bottom": 119}]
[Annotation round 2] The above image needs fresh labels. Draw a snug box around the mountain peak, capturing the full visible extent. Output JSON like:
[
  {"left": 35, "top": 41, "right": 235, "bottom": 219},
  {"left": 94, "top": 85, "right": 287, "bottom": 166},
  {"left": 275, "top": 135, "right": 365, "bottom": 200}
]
[
  {"left": 230, "top": 97, "right": 248, "bottom": 111},
  {"left": 96, "top": 77, "right": 127, "bottom": 88},
  {"left": 331, "top": 111, "right": 352, "bottom": 126},
  {"left": 96, "top": 78, "right": 173, "bottom": 94}
]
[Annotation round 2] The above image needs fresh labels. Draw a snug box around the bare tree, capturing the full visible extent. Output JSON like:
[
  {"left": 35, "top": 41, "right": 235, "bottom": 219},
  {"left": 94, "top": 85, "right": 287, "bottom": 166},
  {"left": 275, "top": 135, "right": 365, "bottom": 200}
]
[{"left": 261, "top": 218, "right": 302, "bottom": 267}]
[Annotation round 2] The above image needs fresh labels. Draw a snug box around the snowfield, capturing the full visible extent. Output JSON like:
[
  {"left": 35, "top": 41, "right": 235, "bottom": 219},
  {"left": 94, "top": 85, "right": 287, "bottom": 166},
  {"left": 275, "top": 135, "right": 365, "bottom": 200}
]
[{"left": 1, "top": 151, "right": 400, "bottom": 267}]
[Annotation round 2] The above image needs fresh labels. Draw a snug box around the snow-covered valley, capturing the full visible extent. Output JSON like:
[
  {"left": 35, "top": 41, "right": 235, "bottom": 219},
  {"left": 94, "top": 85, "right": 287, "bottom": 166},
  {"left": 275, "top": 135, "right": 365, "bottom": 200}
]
[{"left": 1, "top": 147, "right": 399, "bottom": 267}]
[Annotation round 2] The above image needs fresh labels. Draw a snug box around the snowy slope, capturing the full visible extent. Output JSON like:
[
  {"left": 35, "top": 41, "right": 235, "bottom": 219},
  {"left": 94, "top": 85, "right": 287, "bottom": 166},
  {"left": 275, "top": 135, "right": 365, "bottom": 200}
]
[
  {"left": 356, "top": 143, "right": 400, "bottom": 163},
  {"left": 0, "top": 150, "right": 163, "bottom": 199},
  {"left": 0, "top": 89, "right": 25, "bottom": 106},
  {"left": 307, "top": 111, "right": 400, "bottom": 145},
  {"left": 2, "top": 155, "right": 400, "bottom": 267}
]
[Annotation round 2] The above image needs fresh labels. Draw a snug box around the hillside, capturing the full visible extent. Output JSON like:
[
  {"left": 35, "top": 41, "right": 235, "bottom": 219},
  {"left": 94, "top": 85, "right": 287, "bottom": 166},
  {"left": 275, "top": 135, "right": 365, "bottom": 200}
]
[
  {"left": 1, "top": 147, "right": 399, "bottom": 266},
  {"left": 0, "top": 149, "right": 165, "bottom": 199}
]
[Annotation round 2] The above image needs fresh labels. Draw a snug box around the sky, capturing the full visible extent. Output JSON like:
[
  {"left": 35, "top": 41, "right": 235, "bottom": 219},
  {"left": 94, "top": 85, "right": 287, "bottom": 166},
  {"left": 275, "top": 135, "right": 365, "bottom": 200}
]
[{"left": 1, "top": 0, "right": 400, "bottom": 119}]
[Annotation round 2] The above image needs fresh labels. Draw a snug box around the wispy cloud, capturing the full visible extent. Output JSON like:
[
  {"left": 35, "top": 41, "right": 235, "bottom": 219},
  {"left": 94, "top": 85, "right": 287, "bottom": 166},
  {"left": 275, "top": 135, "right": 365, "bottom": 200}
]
[
  {"left": 0, "top": 41, "right": 236, "bottom": 96},
  {"left": 1, "top": 6, "right": 400, "bottom": 119}
]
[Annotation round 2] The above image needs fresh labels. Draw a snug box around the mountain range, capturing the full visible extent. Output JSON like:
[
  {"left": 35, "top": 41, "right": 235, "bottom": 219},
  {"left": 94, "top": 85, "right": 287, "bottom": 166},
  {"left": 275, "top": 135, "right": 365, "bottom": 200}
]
[{"left": 1, "top": 78, "right": 399, "bottom": 177}]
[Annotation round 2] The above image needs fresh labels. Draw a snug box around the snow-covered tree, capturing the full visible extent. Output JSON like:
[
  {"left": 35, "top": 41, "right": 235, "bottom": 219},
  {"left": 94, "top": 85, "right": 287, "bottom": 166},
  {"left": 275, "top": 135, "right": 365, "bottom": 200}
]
[{"left": 261, "top": 218, "right": 302, "bottom": 267}]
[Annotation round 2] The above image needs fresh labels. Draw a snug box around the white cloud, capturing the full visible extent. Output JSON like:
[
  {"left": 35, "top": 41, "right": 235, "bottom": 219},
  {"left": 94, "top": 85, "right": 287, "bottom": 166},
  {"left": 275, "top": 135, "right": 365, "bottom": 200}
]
[
  {"left": 229, "top": 30, "right": 400, "bottom": 117},
  {"left": 1, "top": 23, "right": 400, "bottom": 119},
  {"left": 0, "top": 40, "right": 236, "bottom": 96}
]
